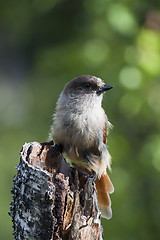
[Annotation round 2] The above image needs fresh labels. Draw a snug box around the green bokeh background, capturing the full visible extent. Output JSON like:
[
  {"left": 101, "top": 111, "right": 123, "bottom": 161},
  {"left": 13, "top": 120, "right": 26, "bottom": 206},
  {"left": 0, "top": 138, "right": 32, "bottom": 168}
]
[{"left": 1, "top": 0, "right": 160, "bottom": 239}]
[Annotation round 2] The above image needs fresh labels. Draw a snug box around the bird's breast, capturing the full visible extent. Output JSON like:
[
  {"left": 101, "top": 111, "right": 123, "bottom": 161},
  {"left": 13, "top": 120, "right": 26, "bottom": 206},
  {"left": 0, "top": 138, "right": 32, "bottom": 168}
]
[
  {"left": 63, "top": 107, "right": 104, "bottom": 148},
  {"left": 51, "top": 93, "right": 106, "bottom": 152}
]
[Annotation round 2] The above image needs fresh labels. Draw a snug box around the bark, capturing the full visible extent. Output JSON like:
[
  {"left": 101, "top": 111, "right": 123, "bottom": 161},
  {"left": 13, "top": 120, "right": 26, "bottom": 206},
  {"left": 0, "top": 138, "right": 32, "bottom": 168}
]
[{"left": 9, "top": 142, "right": 103, "bottom": 240}]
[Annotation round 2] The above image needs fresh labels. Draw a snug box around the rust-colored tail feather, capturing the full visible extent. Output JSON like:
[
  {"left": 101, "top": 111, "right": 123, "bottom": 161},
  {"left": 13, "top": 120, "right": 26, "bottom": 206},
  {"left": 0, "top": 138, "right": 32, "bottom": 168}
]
[{"left": 95, "top": 173, "right": 114, "bottom": 219}]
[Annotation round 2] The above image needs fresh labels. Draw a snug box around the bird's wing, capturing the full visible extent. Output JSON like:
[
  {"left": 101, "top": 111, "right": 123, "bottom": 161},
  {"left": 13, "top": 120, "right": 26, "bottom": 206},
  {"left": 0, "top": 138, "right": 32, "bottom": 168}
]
[
  {"left": 103, "top": 121, "right": 108, "bottom": 144},
  {"left": 103, "top": 118, "right": 113, "bottom": 144}
]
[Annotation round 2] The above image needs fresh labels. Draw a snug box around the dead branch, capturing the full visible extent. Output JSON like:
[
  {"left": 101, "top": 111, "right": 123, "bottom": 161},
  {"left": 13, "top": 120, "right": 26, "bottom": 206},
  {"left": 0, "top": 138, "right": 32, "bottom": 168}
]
[{"left": 9, "top": 142, "right": 103, "bottom": 240}]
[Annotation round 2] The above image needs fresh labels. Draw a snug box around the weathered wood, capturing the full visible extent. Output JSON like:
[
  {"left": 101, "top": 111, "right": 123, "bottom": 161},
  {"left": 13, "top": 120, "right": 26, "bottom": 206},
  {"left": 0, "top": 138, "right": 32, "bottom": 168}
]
[{"left": 9, "top": 142, "right": 103, "bottom": 240}]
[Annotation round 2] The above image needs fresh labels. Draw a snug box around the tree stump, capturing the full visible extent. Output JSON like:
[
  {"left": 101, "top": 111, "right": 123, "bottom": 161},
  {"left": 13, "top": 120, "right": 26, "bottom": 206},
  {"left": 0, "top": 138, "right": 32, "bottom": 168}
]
[{"left": 9, "top": 142, "right": 103, "bottom": 240}]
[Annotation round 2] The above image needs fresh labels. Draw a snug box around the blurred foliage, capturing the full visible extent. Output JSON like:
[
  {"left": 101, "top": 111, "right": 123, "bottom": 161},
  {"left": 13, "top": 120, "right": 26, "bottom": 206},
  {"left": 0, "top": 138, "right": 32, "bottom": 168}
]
[{"left": 0, "top": 0, "right": 160, "bottom": 239}]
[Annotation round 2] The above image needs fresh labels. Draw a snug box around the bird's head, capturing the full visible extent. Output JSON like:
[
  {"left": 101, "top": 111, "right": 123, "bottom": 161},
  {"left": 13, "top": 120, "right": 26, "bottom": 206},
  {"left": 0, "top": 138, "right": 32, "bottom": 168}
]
[{"left": 63, "top": 75, "right": 113, "bottom": 99}]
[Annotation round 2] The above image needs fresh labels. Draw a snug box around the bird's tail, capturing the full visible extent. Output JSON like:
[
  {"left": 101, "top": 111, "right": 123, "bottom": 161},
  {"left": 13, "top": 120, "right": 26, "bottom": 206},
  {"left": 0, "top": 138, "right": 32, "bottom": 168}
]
[{"left": 95, "top": 173, "right": 114, "bottom": 219}]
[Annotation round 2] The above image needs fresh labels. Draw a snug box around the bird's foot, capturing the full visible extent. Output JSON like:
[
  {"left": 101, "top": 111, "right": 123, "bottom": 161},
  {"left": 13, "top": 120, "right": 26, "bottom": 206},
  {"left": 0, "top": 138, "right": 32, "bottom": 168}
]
[
  {"left": 53, "top": 144, "right": 63, "bottom": 154},
  {"left": 88, "top": 172, "right": 97, "bottom": 181},
  {"left": 40, "top": 140, "right": 54, "bottom": 146}
]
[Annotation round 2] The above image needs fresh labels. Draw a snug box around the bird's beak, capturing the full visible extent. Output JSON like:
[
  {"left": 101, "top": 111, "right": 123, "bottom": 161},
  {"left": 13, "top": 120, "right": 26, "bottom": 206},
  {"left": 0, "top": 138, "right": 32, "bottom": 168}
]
[{"left": 97, "top": 84, "right": 113, "bottom": 94}]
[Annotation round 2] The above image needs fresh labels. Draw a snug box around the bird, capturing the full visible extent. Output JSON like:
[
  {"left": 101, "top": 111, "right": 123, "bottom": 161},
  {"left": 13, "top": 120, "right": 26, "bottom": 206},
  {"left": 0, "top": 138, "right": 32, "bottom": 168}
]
[{"left": 50, "top": 75, "right": 114, "bottom": 219}]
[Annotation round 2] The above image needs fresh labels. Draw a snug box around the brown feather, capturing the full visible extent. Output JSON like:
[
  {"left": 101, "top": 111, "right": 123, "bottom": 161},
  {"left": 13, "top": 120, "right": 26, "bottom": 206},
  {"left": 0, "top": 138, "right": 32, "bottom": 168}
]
[{"left": 95, "top": 173, "right": 114, "bottom": 219}]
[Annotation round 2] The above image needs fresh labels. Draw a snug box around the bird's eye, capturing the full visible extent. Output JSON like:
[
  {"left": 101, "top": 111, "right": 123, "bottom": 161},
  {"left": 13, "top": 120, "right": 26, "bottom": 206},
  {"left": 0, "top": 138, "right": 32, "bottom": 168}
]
[{"left": 84, "top": 82, "right": 91, "bottom": 88}]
